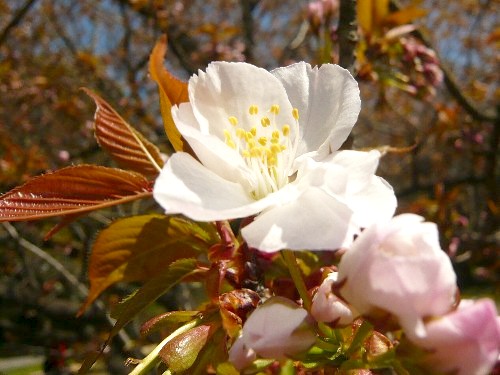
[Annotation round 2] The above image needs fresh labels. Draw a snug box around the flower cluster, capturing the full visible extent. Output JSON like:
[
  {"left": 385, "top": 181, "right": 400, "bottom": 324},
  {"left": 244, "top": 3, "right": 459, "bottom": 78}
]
[
  {"left": 153, "top": 62, "right": 499, "bottom": 373},
  {"left": 357, "top": 34, "right": 444, "bottom": 98},
  {"left": 400, "top": 36, "right": 443, "bottom": 96},
  {"left": 336, "top": 214, "right": 500, "bottom": 373}
]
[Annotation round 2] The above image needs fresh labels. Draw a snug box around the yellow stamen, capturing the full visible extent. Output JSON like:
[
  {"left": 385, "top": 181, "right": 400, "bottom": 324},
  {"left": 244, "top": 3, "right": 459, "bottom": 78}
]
[
  {"left": 250, "top": 127, "right": 257, "bottom": 136},
  {"left": 270, "top": 104, "right": 280, "bottom": 114},
  {"left": 236, "top": 128, "right": 245, "bottom": 138},
  {"left": 272, "top": 130, "right": 280, "bottom": 139},
  {"left": 228, "top": 116, "right": 238, "bottom": 126},
  {"left": 249, "top": 105, "right": 259, "bottom": 115},
  {"left": 282, "top": 124, "right": 290, "bottom": 136},
  {"left": 270, "top": 144, "right": 282, "bottom": 154},
  {"left": 261, "top": 117, "right": 271, "bottom": 127},
  {"left": 258, "top": 137, "right": 268, "bottom": 146},
  {"left": 292, "top": 108, "right": 299, "bottom": 120},
  {"left": 250, "top": 147, "right": 261, "bottom": 158}
]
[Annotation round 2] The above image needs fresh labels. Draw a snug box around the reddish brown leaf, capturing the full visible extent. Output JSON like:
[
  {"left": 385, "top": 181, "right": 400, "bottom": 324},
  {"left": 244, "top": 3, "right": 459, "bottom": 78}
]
[
  {"left": 80, "top": 215, "right": 218, "bottom": 314},
  {"left": 219, "top": 289, "right": 260, "bottom": 339},
  {"left": 0, "top": 165, "right": 152, "bottom": 222},
  {"left": 83, "top": 88, "right": 164, "bottom": 177},
  {"left": 109, "top": 259, "right": 201, "bottom": 336},
  {"left": 149, "top": 35, "right": 191, "bottom": 152},
  {"left": 78, "top": 259, "right": 202, "bottom": 373}
]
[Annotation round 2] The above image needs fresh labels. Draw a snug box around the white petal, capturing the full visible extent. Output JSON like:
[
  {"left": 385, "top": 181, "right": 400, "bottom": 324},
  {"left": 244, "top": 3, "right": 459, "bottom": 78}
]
[
  {"left": 188, "top": 62, "right": 296, "bottom": 135},
  {"left": 294, "top": 155, "right": 348, "bottom": 196},
  {"left": 272, "top": 62, "right": 360, "bottom": 158},
  {"left": 241, "top": 188, "right": 353, "bottom": 252},
  {"left": 325, "top": 150, "right": 396, "bottom": 228},
  {"left": 347, "top": 176, "right": 397, "bottom": 228},
  {"left": 228, "top": 335, "right": 256, "bottom": 370},
  {"left": 242, "top": 297, "right": 315, "bottom": 359},
  {"left": 172, "top": 103, "right": 256, "bottom": 191},
  {"left": 153, "top": 153, "right": 277, "bottom": 221},
  {"left": 327, "top": 150, "right": 381, "bottom": 188}
]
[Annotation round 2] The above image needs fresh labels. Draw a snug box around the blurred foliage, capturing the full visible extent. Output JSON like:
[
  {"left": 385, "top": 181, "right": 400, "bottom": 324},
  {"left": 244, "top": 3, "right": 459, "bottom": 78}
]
[{"left": 0, "top": 0, "right": 498, "bottom": 373}]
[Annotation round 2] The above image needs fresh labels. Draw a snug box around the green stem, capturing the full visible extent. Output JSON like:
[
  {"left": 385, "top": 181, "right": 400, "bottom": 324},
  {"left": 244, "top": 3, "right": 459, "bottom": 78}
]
[
  {"left": 343, "top": 320, "right": 373, "bottom": 357},
  {"left": 281, "top": 250, "right": 312, "bottom": 311},
  {"left": 129, "top": 318, "right": 200, "bottom": 375}
]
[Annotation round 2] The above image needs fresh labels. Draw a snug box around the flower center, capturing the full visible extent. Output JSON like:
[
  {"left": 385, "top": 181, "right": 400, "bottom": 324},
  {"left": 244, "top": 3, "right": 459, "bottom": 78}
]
[{"left": 223, "top": 104, "right": 299, "bottom": 199}]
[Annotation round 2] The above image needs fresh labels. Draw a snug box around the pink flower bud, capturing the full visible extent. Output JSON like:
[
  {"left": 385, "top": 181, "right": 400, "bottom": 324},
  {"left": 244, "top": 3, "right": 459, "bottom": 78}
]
[
  {"left": 321, "top": 0, "right": 339, "bottom": 17},
  {"left": 412, "top": 299, "right": 500, "bottom": 375},
  {"left": 311, "top": 272, "right": 357, "bottom": 325},
  {"left": 337, "top": 214, "right": 458, "bottom": 338},
  {"left": 228, "top": 297, "right": 316, "bottom": 369},
  {"left": 307, "top": 2, "right": 324, "bottom": 32},
  {"left": 57, "top": 150, "right": 70, "bottom": 162}
]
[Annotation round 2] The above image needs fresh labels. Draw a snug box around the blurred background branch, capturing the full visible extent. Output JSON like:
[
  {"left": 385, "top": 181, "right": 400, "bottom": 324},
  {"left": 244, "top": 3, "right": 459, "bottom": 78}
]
[
  {"left": 338, "top": 0, "right": 358, "bottom": 73},
  {"left": 0, "top": 0, "right": 38, "bottom": 45}
]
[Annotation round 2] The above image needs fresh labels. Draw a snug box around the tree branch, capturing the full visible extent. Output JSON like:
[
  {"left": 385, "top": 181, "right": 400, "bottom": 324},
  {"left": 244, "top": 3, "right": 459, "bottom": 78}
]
[
  {"left": 0, "top": 0, "right": 39, "bottom": 46},
  {"left": 2, "top": 222, "right": 132, "bottom": 349},
  {"left": 112, "top": 0, "right": 198, "bottom": 75},
  {"left": 337, "top": 0, "right": 358, "bottom": 74},
  {"left": 240, "top": 0, "right": 256, "bottom": 62},
  {"left": 389, "top": 0, "right": 497, "bottom": 123}
]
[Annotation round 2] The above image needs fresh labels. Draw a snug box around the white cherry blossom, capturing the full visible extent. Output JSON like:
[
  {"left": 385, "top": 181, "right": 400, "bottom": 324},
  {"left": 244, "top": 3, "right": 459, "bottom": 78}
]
[{"left": 153, "top": 61, "right": 396, "bottom": 251}]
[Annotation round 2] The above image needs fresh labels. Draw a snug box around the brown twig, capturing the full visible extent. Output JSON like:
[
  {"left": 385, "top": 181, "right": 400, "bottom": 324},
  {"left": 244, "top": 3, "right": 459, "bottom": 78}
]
[
  {"left": 0, "top": 0, "right": 39, "bottom": 46},
  {"left": 337, "top": 0, "right": 358, "bottom": 74},
  {"left": 113, "top": 0, "right": 198, "bottom": 75},
  {"left": 240, "top": 0, "right": 256, "bottom": 62}
]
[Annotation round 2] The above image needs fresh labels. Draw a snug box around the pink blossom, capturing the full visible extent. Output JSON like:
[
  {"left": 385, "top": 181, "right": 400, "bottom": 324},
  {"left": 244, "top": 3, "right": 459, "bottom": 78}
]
[
  {"left": 311, "top": 272, "right": 357, "bottom": 325},
  {"left": 57, "top": 150, "right": 70, "bottom": 162},
  {"left": 307, "top": 0, "right": 339, "bottom": 32},
  {"left": 228, "top": 297, "right": 316, "bottom": 369},
  {"left": 337, "top": 214, "right": 457, "bottom": 338},
  {"left": 412, "top": 299, "right": 500, "bottom": 375},
  {"left": 307, "top": 2, "right": 324, "bottom": 28}
]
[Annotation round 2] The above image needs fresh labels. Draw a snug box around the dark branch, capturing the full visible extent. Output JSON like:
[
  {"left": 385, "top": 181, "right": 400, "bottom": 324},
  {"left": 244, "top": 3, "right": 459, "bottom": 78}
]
[
  {"left": 337, "top": 0, "right": 358, "bottom": 74},
  {"left": 113, "top": 0, "right": 198, "bottom": 75},
  {"left": 440, "top": 65, "right": 496, "bottom": 122},
  {"left": 0, "top": 0, "right": 39, "bottom": 46},
  {"left": 240, "top": 0, "right": 256, "bottom": 62}
]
